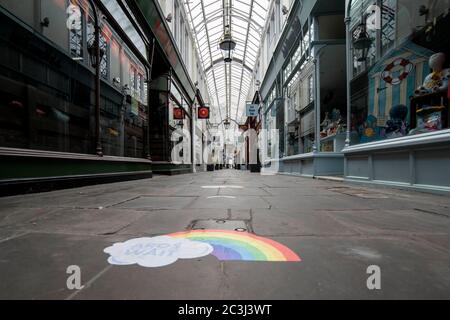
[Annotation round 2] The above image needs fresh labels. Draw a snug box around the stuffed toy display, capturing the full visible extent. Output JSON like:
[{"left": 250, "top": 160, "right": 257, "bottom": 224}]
[
  {"left": 359, "top": 115, "right": 382, "bottom": 143},
  {"left": 320, "top": 108, "right": 345, "bottom": 138},
  {"left": 415, "top": 52, "right": 450, "bottom": 95},
  {"left": 409, "top": 105, "right": 445, "bottom": 135},
  {"left": 385, "top": 104, "right": 409, "bottom": 138}
]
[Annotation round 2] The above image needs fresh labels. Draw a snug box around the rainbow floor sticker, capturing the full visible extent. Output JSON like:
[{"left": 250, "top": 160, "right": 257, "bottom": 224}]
[
  {"left": 104, "top": 229, "right": 300, "bottom": 268},
  {"left": 170, "top": 229, "right": 300, "bottom": 262}
]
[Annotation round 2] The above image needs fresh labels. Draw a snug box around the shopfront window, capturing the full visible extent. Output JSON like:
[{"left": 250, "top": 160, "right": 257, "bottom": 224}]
[
  {"left": 285, "top": 74, "right": 300, "bottom": 156},
  {"left": 0, "top": 0, "right": 150, "bottom": 159},
  {"left": 167, "top": 80, "right": 192, "bottom": 163},
  {"left": 264, "top": 85, "right": 279, "bottom": 160},
  {"left": 264, "top": 108, "right": 276, "bottom": 159},
  {"left": 349, "top": 0, "right": 450, "bottom": 146}
]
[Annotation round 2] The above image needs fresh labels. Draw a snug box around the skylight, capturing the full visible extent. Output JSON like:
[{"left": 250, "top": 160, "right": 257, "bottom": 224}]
[{"left": 184, "top": 0, "right": 270, "bottom": 126}]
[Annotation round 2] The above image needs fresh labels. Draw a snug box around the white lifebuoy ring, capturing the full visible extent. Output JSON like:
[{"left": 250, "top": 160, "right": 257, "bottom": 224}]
[{"left": 381, "top": 58, "right": 413, "bottom": 85}]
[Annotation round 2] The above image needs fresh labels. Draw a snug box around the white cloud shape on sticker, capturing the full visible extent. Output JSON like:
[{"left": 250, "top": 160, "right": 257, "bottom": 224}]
[{"left": 103, "top": 236, "right": 213, "bottom": 268}]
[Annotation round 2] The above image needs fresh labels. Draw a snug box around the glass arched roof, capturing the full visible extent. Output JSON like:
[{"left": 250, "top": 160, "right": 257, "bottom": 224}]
[{"left": 184, "top": 0, "right": 270, "bottom": 125}]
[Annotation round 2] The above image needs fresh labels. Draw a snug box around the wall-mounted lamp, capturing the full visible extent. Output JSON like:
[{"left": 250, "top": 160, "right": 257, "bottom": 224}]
[
  {"left": 88, "top": 41, "right": 105, "bottom": 68},
  {"left": 113, "top": 77, "right": 121, "bottom": 87},
  {"left": 352, "top": 20, "right": 372, "bottom": 62},
  {"left": 40, "top": 17, "right": 50, "bottom": 28}
]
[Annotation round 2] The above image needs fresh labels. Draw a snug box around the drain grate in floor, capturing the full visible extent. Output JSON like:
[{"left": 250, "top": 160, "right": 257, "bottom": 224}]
[{"left": 189, "top": 219, "right": 250, "bottom": 232}]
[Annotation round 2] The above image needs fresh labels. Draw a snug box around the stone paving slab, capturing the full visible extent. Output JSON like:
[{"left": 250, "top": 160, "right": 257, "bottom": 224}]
[
  {"left": 73, "top": 255, "right": 223, "bottom": 300},
  {"left": 261, "top": 186, "right": 338, "bottom": 196},
  {"left": 0, "top": 232, "right": 112, "bottom": 300},
  {"left": 0, "top": 207, "right": 59, "bottom": 227},
  {"left": 114, "top": 196, "right": 198, "bottom": 210},
  {"left": 13, "top": 208, "right": 145, "bottom": 236},
  {"left": 117, "top": 209, "right": 232, "bottom": 236},
  {"left": 0, "top": 191, "right": 141, "bottom": 209},
  {"left": 261, "top": 194, "right": 373, "bottom": 211},
  {"left": 187, "top": 196, "right": 271, "bottom": 209},
  {"left": 250, "top": 209, "right": 360, "bottom": 236},
  {"left": 218, "top": 187, "right": 272, "bottom": 196},
  {"left": 325, "top": 209, "right": 450, "bottom": 234}
]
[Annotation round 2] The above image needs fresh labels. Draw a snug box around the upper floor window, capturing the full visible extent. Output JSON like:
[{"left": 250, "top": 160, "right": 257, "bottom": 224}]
[
  {"left": 381, "top": 0, "right": 396, "bottom": 55},
  {"left": 184, "top": 30, "right": 189, "bottom": 62},
  {"left": 68, "top": 4, "right": 83, "bottom": 59},
  {"left": 180, "top": 17, "right": 185, "bottom": 48},
  {"left": 270, "top": 12, "right": 275, "bottom": 43},
  {"left": 174, "top": 2, "right": 180, "bottom": 42},
  {"left": 266, "top": 28, "right": 271, "bottom": 60},
  {"left": 275, "top": 1, "right": 281, "bottom": 34},
  {"left": 129, "top": 66, "right": 136, "bottom": 96},
  {"left": 292, "top": 41, "right": 302, "bottom": 67},
  {"left": 266, "top": 86, "right": 276, "bottom": 109},
  {"left": 308, "top": 74, "right": 314, "bottom": 103},
  {"left": 302, "top": 24, "right": 310, "bottom": 54},
  {"left": 129, "top": 65, "right": 145, "bottom": 103}
]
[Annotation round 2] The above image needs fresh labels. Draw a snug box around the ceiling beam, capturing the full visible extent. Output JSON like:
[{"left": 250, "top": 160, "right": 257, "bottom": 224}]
[{"left": 235, "top": 0, "right": 254, "bottom": 120}]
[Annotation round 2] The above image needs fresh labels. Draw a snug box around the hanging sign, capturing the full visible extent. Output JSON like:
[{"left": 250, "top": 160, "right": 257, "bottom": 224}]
[
  {"left": 173, "top": 107, "right": 185, "bottom": 120},
  {"left": 246, "top": 104, "right": 259, "bottom": 117}
]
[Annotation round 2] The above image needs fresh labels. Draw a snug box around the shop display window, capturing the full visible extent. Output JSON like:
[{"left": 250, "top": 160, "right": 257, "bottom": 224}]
[{"left": 349, "top": 0, "right": 450, "bottom": 146}]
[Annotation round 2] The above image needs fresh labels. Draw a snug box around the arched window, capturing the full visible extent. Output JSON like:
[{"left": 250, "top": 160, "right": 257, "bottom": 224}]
[{"left": 68, "top": 3, "right": 83, "bottom": 59}]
